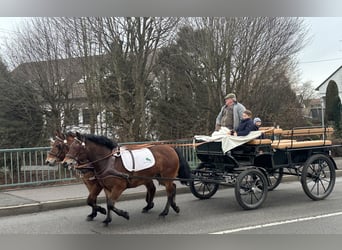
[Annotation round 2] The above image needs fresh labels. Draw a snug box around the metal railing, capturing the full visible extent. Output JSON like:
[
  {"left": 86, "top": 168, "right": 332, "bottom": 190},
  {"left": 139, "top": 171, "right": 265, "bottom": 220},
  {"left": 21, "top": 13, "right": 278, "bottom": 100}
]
[
  {"left": 0, "top": 147, "right": 77, "bottom": 189},
  {"left": 0, "top": 139, "right": 199, "bottom": 189}
]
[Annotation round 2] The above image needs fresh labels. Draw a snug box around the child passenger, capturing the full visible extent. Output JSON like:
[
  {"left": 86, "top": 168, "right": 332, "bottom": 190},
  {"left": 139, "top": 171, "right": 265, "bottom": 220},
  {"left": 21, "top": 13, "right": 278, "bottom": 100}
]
[
  {"left": 253, "top": 117, "right": 262, "bottom": 130},
  {"left": 253, "top": 117, "right": 266, "bottom": 139},
  {"left": 233, "top": 110, "right": 255, "bottom": 136}
]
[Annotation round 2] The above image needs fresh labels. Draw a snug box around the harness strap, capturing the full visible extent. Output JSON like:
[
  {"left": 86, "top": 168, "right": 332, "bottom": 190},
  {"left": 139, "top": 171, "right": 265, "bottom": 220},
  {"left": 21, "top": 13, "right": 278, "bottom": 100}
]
[{"left": 127, "top": 150, "right": 136, "bottom": 170}]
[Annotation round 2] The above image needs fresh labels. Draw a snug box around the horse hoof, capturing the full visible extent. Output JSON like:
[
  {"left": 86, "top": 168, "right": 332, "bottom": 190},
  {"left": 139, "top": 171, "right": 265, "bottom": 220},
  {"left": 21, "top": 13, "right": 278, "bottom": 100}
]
[
  {"left": 102, "top": 219, "right": 111, "bottom": 226},
  {"left": 158, "top": 212, "right": 168, "bottom": 218},
  {"left": 174, "top": 206, "right": 180, "bottom": 213},
  {"left": 86, "top": 215, "right": 95, "bottom": 221},
  {"left": 123, "top": 212, "right": 130, "bottom": 220},
  {"left": 142, "top": 202, "right": 154, "bottom": 213}
]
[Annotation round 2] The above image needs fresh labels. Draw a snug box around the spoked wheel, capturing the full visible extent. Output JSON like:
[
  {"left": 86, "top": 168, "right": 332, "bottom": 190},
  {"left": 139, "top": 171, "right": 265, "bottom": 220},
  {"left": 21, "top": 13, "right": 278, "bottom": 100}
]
[
  {"left": 301, "top": 154, "right": 336, "bottom": 200},
  {"left": 267, "top": 167, "right": 283, "bottom": 191},
  {"left": 235, "top": 168, "right": 268, "bottom": 210},
  {"left": 189, "top": 164, "right": 219, "bottom": 199}
]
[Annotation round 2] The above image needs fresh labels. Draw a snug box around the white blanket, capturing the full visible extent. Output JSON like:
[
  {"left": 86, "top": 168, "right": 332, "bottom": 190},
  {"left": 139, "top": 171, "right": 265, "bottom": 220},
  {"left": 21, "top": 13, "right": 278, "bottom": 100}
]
[
  {"left": 221, "top": 131, "right": 262, "bottom": 153},
  {"left": 194, "top": 127, "right": 231, "bottom": 142},
  {"left": 194, "top": 127, "right": 262, "bottom": 153},
  {"left": 120, "top": 148, "right": 155, "bottom": 172}
]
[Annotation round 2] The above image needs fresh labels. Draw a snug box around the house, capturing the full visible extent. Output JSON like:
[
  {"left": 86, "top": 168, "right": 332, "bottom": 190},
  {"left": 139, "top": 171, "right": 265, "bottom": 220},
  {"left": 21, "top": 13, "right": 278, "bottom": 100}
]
[
  {"left": 314, "top": 65, "right": 342, "bottom": 123},
  {"left": 10, "top": 56, "right": 108, "bottom": 135},
  {"left": 315, "top": 66, "right": 342, "bottom": 102},
  {"left": 305, "top": 98, "right": 323, "bottom": 122}
]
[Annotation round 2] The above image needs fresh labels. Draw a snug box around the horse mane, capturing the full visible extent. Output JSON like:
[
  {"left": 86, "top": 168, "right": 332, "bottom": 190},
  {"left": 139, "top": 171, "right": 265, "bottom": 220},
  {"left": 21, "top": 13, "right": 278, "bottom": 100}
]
[{"left": 84, "top": 134, "right": 118, "bottom": 150}]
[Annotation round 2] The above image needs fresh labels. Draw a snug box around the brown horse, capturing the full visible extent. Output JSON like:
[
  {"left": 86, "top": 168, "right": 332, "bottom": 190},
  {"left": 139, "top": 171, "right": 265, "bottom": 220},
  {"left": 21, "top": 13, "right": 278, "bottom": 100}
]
[
  {"left": 45, "top": 130, "right": 107, "bottom": 220},
  {"left": 45, "top": 130, "right": 72, "bottom": 166},
  {"left": 62, "top": 132, "right": 191, "bottom": 226}
]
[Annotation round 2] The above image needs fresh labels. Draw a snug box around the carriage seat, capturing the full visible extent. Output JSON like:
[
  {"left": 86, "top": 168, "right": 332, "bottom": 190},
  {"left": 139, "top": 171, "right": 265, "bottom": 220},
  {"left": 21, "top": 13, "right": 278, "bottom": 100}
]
[
  {"left": 271, "top": 140, "right": 332, "bottom": 149},
  {"left": 259, "top": 127, "right": 283, "bottom": 136},
  {"left": 280, "top": 127, "right": 334, "bottom": 137},
  {"left": 246, "top": 139, "right": 272, "bottom": 145}
]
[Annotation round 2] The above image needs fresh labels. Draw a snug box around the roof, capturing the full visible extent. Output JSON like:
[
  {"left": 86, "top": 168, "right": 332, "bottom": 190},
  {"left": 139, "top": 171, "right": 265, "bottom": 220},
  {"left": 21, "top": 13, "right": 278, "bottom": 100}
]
[{"left": 315, "top": 65, "right": 342, "bottom": 91}]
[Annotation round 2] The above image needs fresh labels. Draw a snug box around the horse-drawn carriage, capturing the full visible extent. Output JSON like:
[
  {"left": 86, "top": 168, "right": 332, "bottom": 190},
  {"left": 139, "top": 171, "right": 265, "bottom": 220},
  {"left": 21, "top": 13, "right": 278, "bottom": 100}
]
[
  {"left": 189, "top": 126, "right": 338, "bottom": 210},
  {"left": 46, "top": 126, "right": 339, "bottom": 225}
]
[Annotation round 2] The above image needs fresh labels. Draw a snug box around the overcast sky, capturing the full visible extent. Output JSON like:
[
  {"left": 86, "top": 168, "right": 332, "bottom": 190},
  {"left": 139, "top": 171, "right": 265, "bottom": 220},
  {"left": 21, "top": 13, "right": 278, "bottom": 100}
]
[{"left": 1, "top": 17, "right": 342, "bottom": 90}]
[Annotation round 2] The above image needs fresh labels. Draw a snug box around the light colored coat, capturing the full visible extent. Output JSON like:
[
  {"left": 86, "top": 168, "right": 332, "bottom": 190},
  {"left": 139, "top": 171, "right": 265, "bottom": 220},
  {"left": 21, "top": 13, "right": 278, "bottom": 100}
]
[{"left": 215, "top": 102, "right": 246, "bottom": 130}]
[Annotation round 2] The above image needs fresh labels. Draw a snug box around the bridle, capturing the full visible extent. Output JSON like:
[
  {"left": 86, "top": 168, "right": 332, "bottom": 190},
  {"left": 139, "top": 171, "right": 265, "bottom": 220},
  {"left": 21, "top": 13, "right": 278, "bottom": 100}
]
[
  {"left": 65, "top": 137, "right": 117, "bottom": 169},
  {"left": 48, "top": 136, "right": 68, "bottom": 160}
]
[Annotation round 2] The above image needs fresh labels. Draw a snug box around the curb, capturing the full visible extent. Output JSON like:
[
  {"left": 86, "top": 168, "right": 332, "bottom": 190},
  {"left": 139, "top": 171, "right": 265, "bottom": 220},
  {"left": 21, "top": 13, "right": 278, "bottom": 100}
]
[
  {"left": 1, "top": 170, "right": 341, "bottom": 217},
  {"left": 0, "top": 184, "right": 191, "bottom": 217}
]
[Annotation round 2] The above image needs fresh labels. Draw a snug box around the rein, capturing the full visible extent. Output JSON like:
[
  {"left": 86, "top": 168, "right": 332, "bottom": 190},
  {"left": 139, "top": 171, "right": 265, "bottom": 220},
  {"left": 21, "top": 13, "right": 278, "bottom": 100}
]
[{"left": 74, "top": 150, "right": 119, "bottom": 169}]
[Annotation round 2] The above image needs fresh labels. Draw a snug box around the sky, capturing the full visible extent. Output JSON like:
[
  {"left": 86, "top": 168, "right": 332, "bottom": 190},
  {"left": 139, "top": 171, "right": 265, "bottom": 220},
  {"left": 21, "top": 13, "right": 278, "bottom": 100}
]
[
  {"left": 297, "top": 17, "right": 342, "bottom": 88},
  {"left": 0, "top": 17, "right": 342, "bottom": 90}
]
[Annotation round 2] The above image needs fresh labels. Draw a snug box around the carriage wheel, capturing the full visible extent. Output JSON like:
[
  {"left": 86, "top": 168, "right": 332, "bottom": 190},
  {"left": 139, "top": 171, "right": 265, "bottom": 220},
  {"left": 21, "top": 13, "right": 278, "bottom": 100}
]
[
  {"left": 235, "top": 168, "right": 268, "bottom": 210},
  {"left": 267, "top": 167, "right": 283, "bottom": 191},
  {"left": 189, "top": 164, "right": 219, "bottom": 199},
  {"left": 301, "top": 154, "right": 336, "bottom": 201}
]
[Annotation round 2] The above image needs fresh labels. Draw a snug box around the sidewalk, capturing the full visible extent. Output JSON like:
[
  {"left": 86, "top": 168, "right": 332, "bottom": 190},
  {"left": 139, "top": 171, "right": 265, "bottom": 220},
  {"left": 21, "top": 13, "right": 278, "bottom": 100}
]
[
  {"left": 1, "top": 157, "right": 342, "bottom": 217},
  {"left": 0, "top": 180, "right": 190, "bottom": 217}
]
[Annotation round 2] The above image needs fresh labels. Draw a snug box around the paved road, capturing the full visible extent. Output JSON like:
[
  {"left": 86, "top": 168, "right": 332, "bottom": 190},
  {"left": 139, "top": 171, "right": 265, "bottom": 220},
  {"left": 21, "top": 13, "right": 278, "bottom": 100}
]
[
  {"left": 1, "top": 176, "right": 342, "bottom": 234},
  {"left": 1, "top": 156, "right": 342, "bottom": 218}
]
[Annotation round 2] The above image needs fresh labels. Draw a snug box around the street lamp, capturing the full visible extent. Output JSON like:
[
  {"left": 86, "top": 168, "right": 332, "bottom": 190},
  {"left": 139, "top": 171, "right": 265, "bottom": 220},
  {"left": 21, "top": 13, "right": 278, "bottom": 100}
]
[
  {"left": 321, "top": 96, "right": 325, "bottom": 140},
  {"left": 321, "top": 96, "right": 325, "bottom": 127}
]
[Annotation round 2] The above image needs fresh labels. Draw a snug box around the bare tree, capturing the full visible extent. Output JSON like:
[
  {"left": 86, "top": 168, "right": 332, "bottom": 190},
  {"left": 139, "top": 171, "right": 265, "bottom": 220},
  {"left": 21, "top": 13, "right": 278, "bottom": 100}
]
[
  {"left": 5, "top": 17, "right": 82, "bottom": 138},
  {"left": 87, "top": 17, "right": 180, "bottom": 141},
  {"left": 177, "top": 17, "right": 309, "bottom": 129}
]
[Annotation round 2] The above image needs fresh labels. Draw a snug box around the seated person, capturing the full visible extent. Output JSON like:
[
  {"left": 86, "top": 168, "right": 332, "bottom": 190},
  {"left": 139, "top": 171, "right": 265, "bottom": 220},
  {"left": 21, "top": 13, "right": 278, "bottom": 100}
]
[
  {"left": 233, "top": 110, "right": 256, "bottom": 136},
  {"left": 253, "top": 117, "right": 265, "bottom": 139}
]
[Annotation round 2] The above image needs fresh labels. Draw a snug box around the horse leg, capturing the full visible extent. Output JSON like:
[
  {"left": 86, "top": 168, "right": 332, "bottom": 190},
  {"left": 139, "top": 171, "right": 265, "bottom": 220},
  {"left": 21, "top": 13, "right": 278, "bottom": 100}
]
[
  {"left": 103, "top": 185, "right": 129, "bottom": 226},
  {"left": 142, "top": 180, "right": 156, "bottom": 213},
  {"left": 82, "top": 177, "right": 106, "bottom": 221},
  {"left": 159, "top": 182, "right": 176, "bottom": 217},
  {"left": 86, "top": 183, "right": 106, "bottom": 221},
  {"left": 170, "top": 183, "right": 180, "bottom": 213}
]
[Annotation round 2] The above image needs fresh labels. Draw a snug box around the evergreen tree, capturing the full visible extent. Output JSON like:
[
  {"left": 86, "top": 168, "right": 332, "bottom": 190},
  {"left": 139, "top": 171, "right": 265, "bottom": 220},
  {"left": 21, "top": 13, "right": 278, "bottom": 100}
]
[
  {"left": 325, "top": 80, "right": 341, "bottom": 132},
  {"left": 0, "top": 58, "right": 44, "bottom": 148}
]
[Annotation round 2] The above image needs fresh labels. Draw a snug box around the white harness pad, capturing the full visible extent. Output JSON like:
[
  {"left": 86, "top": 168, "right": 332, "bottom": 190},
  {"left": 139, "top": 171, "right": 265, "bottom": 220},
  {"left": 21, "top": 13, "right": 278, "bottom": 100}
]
[{"left": 120, "top": 148, "right": 155, "bottom": 172}]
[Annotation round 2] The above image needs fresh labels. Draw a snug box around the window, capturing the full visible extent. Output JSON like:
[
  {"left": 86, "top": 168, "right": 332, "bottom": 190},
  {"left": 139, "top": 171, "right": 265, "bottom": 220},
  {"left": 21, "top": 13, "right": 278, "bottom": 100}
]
[{"left": 82, "top": 109, "right": 91, "bottom": 125}]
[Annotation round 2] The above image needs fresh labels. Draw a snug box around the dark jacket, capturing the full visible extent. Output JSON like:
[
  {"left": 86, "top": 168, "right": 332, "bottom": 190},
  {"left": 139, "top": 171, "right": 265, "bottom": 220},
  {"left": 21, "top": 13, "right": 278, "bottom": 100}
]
[
  {"left": 235, "top": 118, "right": 256, "bottom": 136},
  {"left": 253, "top": 124, "right": 266, "bottom": 139}
]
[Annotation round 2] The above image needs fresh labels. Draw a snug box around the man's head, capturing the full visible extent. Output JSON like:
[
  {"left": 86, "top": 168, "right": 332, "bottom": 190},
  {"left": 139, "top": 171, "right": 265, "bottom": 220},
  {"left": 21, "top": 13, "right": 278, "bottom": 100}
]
[{"left": 224, "top": 93, "right": 236, "bottom": 106}]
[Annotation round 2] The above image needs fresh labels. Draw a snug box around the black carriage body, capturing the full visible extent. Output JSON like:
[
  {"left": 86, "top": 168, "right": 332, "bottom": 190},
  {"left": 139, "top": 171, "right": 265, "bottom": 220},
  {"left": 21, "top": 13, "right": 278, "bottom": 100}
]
[
  {"left": 273, "top": 146, "right": 332, "bottom": 167},
  {"left": 195, "top": 140, "right": 274, "bottom": 172},
  {"left": 190, "top": 127, "right": 338, "bottom": 210},
  {"left": 195, "top": 140, "right": 335, "bottom": 171}
]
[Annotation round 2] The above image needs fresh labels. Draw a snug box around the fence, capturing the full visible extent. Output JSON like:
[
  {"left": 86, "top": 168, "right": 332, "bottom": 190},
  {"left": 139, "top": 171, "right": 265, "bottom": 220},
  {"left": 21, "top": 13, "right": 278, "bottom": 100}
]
[{"left": 0, "top": 139, "right": 199, "bottom": 189}]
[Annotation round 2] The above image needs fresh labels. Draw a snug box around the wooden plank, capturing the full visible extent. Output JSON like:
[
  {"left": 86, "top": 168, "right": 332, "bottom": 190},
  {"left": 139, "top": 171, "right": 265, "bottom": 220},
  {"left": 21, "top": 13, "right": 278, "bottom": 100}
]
[
  {"left": 272, "top": 140, "right": 332, "bottom": 149},
  {"left": 246, "top": 139, "right": 272, "bottom": 145},
  {"left": 281, "top": 127, "right": 334, "bottom": 137}
]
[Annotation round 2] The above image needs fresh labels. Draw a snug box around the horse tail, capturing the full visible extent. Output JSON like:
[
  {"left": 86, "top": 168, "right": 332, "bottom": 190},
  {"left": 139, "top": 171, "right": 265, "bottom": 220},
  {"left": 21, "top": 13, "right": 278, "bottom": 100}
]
[{"left": 174, "top": 147, "right": 191, "bottom": 185}]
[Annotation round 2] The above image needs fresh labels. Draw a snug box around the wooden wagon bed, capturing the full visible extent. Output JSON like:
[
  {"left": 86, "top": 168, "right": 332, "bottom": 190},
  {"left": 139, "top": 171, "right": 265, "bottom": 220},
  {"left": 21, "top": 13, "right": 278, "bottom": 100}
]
[{"left": 246, "top": 126, "right": 334, "bottom": 149}]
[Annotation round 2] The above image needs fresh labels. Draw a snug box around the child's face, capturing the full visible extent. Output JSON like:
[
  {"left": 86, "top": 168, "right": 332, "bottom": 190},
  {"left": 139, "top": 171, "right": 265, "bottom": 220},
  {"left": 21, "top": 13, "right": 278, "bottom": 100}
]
[
  {"left": 255, "top": 121, "right": 262, "bottom": 127},
  {"left": 242, "top": 113, "right": 250, "bottom": 120}
]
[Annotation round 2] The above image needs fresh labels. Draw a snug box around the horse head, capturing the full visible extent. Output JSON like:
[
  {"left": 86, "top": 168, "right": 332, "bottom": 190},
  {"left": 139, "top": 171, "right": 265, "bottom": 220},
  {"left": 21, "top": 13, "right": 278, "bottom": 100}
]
[
  {"left": 45, "top": 130, "right": 69, "bottom": 166},
  {"left": 61, "top": 132, "right": 88, "bottom": 169}
]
